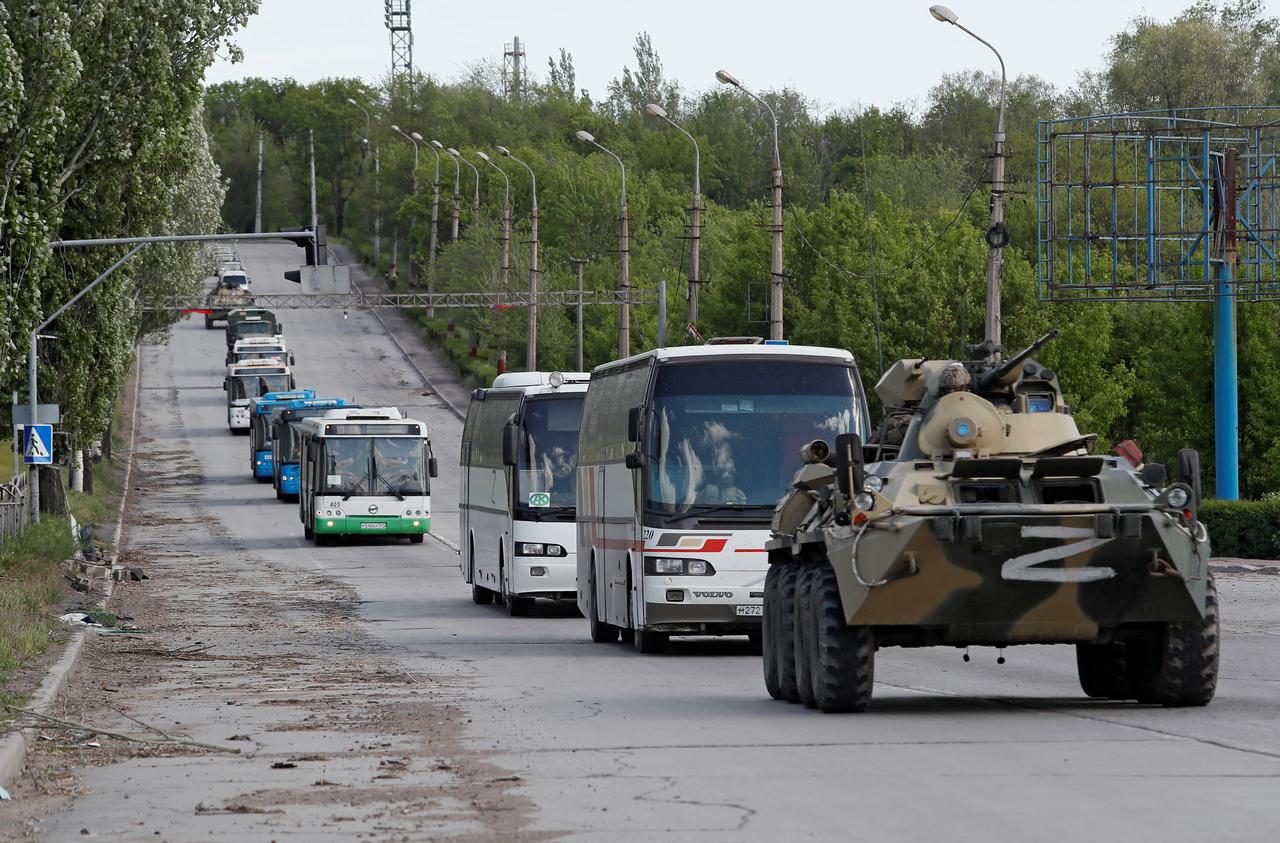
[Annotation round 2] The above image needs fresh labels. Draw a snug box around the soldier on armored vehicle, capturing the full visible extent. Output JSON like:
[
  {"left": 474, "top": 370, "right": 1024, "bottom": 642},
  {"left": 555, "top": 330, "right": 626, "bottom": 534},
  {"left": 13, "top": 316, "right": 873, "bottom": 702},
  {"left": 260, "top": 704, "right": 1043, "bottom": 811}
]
[{"left": 764, "top": 330, "right": 1218, "bottom": 713}]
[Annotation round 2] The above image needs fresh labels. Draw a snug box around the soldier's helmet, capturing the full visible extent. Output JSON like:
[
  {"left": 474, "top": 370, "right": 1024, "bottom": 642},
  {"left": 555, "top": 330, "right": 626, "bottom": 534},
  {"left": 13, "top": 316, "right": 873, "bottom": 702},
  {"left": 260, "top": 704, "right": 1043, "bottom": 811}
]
[{"left": 938, "top": 362, "right": 971, "bottom": 393}]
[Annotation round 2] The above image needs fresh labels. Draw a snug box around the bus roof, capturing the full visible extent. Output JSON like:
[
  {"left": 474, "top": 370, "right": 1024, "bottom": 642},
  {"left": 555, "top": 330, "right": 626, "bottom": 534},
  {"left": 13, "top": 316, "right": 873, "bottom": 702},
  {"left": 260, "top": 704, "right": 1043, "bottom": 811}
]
[
  {"left": 251, "top": 390, "right": 316, "bottom": 413},
  {"left": 482, "top": 371, "right": 590, "bottom": 399},
  {"left": 279, "top": 400, "right": 355, "bottom": 421},
  {"left": 319, "top": 407, "right": 402, "bottom": 420},
  {"left": 228, "top": 361, "right": 290, "bottom": 375},
  {"left": 591, "top": 342, "right": 856, "bottom": 377}
]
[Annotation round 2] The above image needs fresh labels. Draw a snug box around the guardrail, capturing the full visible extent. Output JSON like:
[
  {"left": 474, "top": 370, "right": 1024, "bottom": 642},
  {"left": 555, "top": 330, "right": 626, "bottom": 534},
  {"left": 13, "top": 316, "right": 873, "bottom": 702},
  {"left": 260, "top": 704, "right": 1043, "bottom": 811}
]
[{"left": 143, "top": 289, "right": 656, "bottom": 311}]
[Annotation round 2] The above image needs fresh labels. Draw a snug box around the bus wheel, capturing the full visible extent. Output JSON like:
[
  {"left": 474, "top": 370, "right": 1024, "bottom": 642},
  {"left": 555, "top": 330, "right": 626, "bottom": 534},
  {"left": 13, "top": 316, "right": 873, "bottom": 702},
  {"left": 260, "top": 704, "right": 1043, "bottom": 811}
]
[
  {"left": 507, "top": 595, "right": 533, "bottom": 617},
  {"left": 469, "top": 549, "right": 493, "bottom": 605},
  {"left": 776, "top": 563, "right": 801, "bottom": 703},
  {"left": 633, "top": 628, "right": 667, "bottom": 654},
  {"left": 408, "top": 534, "right": 424, "bottom": 544},
  {"left": 275, "top": 486, "right": 283, "bottom": 501},
  {"left": 794, "top": 564, "right": 819, "bottom": 709},
  {"left": 763, "top": 562, "right": 784, "bottom": 699},
  {"left": 303, "top": 524, "right": 314, "bottom": 541},
  {"left": 588, "top": 562, "right": 619, "bottom": 643}
]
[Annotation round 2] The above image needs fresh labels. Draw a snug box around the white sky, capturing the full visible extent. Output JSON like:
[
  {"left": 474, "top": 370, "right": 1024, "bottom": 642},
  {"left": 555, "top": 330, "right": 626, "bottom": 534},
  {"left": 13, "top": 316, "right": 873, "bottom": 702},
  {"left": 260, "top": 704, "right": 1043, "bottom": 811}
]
[{"left": 206, "top": 1, "right": 1262, "bottom": 111}]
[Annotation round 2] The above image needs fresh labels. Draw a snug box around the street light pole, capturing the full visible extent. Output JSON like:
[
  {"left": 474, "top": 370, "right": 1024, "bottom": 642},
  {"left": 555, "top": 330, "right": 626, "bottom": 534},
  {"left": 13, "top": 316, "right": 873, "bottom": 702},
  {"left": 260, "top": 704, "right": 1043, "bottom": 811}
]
[
  {"left": 415, "top": 132, "right": 441, "bottom": 316},
  {"left": 450, "top": 148, "right": 480, "bottom": 215},
  {"left": 716, "top": 70, "right": 784, "bottom": 341},
  {"left": 644, "top": 103, "right": 701, "bottom": 332},
  {"left": 308, "top": 128, "right": 318, "bottom": 235},
  {"left": 390, "top": 124, "right": 421, "bottom": 286},
  {"left": 434, "top": 141, "right": 461, "bottom": 240},
  {"left": 930, "top": 4, "right": 1008, "bottom": 357},
  {"left": 499, "top": 146, "right": 538, "bottom": 370},
  {"left": 576, "top": 130, "right": 630, "bottom": 358},
  {"left": 347, "top": 97, "right": 381, "bottom": 266},
  {"left": 477, "top": 152, "right": 511, "bottom": 287}
]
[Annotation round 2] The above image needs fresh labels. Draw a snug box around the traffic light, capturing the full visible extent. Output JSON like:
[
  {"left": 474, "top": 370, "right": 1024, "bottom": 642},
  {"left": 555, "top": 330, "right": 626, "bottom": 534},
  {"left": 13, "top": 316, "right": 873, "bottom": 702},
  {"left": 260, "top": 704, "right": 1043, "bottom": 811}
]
[{"left": 283, "top": 224, "right": 327, "bottom": 283}]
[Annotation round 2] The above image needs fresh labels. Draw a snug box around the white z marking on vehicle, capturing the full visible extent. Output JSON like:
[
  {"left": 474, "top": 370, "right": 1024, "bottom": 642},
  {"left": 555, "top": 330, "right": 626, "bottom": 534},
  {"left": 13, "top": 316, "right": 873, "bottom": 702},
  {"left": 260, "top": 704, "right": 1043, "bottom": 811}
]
[{"left": 1000, "top": 526, "right": 1117, "bottom": 583}]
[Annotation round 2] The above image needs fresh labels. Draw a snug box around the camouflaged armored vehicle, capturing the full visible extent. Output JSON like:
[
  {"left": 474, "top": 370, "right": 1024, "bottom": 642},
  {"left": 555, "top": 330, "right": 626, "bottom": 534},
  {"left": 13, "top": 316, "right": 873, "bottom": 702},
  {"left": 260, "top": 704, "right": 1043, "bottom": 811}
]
[{"left": 764, "top": 330, "right": 1218, "bottom": 712}]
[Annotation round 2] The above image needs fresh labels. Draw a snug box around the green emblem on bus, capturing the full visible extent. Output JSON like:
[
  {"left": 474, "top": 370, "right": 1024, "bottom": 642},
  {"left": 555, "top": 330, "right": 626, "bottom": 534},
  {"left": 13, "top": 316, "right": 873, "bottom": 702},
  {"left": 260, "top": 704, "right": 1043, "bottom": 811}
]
[{"left": 528, "top": 492, "right": 551, "bottom": 508}]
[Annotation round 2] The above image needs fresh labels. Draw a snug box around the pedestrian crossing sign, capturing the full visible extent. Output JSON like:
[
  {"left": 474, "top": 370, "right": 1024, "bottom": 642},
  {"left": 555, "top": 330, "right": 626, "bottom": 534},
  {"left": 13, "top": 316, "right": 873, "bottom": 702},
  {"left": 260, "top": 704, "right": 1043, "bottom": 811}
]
[{"left": 23, "top": 424, "right": 53, "bottom": 465}]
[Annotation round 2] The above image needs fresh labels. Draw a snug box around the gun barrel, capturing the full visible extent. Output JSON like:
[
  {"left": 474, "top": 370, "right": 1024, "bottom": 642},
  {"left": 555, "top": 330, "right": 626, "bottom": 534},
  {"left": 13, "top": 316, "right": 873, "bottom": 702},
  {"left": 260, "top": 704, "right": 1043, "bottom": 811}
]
[{"left": 978, "top": 329, "right": 1060, "bottom": 391}]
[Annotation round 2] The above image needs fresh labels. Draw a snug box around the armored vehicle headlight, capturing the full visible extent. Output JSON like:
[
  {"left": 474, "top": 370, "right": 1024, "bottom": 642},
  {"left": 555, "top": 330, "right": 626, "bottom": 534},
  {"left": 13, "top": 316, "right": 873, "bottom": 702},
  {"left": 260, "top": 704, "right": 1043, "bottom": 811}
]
[
  {"left": 854, "top": 492, "right": 876, "bottom": 511},
  {"left": 863, "top": 475, "right": 884, "bottom": 494},
  {"left": 947, "top": 416, "right": 978, "bottom": 446},
  {"left": 1165, "top": 485, "right": 1190, "bottom": 509}
]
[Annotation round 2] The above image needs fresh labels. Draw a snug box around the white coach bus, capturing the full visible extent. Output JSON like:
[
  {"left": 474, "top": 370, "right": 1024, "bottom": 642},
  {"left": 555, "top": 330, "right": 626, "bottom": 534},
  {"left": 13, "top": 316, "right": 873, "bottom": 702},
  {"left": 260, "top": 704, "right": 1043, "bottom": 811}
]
[
  {"left": 460, "top": 371, "right": 589, "bottom": 615},
  {"left": 576, "top": 340, "right": 869, "bottom": 653}
]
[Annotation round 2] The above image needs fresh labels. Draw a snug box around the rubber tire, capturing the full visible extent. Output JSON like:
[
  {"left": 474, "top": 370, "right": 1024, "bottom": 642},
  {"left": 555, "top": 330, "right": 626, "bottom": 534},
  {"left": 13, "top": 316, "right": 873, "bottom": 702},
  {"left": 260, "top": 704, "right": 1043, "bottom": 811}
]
[
  {"left": 1076, "top": 642, "right": 1132, "bottom": 699},
  {"left": 408, "top": 534, "right": 424, "bottom": 544},
  {"left": 470, "top": 550, "right": 494, "bottom": 605},
  {"left": 275, "top": 486, "right": 284, "bottom": 501},
  {"left": 303, "top": 523, "right": 314, "bottom": 541},
  {"left": 762, "top": 562, "right": 784, "bottom": 699},
  {"left": 775, "top": 563, "right": 801, "bottom": 703},
  {"left": 634, "top": 628, "right": 668, "bottom": 654},
  {"left": 794, "top": 565, "right": 819, "bottom": 708},
  {"left": 588, "top": 562, "right": 619, "bottom": 643},
  {"left": 812, "top": 564, "right": 875, "bottom": 713},
  {"left": 1128, "top": 576, "right": 1219, "bottom": 707},
  {"left": 204, "top": 316, "right": 213, "bottom": 330},
  {"left": 507, "top": 595, "right": 533, "bottom": 617}
]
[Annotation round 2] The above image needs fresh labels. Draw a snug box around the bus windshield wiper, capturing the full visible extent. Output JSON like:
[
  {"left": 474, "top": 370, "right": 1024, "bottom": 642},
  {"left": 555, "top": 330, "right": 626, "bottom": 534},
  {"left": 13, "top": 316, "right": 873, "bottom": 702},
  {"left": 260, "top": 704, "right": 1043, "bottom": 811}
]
[
  {"left": 684, "top": 503, "right": 773, "bottom": 516},
  {"left": 375, "top": 472, "right": 406, "bottom": 501},
  {"left": 341, "top": 473, "right": 369, "bottom": 500}
]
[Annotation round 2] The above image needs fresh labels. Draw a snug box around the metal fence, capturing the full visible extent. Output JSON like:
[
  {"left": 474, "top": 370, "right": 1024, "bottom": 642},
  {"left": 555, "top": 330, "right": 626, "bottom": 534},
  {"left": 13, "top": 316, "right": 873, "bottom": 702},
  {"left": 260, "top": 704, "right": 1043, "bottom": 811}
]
[{"left": 0, "top": 472, "right": 28, "bottom": 542}]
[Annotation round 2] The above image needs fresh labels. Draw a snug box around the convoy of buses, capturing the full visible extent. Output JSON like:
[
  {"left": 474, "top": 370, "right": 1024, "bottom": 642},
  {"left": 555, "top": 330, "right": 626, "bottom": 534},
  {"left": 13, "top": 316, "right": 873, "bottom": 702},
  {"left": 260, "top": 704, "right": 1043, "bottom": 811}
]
[
  {"left": 458, "top": 338, "right": 869, "bottom": 654},
  {"left": 208, "top": 255, "right": 869, "bottom": 655}
]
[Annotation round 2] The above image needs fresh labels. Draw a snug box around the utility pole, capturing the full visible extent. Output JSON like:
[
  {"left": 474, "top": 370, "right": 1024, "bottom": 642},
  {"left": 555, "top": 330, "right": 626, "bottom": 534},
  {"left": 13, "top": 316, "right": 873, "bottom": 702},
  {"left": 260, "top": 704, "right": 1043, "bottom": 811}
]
[
  {"left": 373, "top": 143, "right": 382, "bottom": 266},
  {"left": 254, "top": 130, "right": 264, "bottom": 234},
  {"left": 308, "top": 129, "right": 318, "bottom": 234},
  {"left": 435, "top": 141, "right": 460, "bottom": 240},
  {"left": 427, "top": 142, "right": 441, "bottom": 316},
  {"left": 643, "top": 103, "right": 701, "bottom": 331},
  {"left": 571, "top": 259, "right": 586, "bottom": 371},
  {"left": 657, "top": 277, "right": 668, "bottom": 347},
  {"left": 499, "top": 147, "right": 538, "bottom": 369},
  {"left": 575, "top": 131, "right": 630, "bottom": 358}
]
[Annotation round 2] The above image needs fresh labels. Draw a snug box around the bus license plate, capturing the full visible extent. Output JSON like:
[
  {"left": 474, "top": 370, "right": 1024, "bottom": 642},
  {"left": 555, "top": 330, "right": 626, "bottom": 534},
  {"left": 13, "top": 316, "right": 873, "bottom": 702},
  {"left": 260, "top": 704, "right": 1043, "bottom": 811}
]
[
  {"left": 361, "top": 522, "right": 387, "bottom": 530},
  {"left": 735, "top": 605, "right": 763, "bottom": 617}
]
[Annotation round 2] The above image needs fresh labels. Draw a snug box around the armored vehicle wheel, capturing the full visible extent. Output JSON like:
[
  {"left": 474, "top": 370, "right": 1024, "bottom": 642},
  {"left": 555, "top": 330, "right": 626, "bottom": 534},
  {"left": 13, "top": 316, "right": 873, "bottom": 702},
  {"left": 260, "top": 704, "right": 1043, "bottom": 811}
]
[
  {"left": 762, "top": 563, "right": 784, "bottom": 700},
  {"left": 634, "top": 628, "right": 668, "bottom": 654},
  {"left": 1076, "top": 643, "right": 1132, "bottom": 699},
  {"left": 794, "top": 565, "right": 819, "bottom": 709},
  {"left": 776, "top": 563, "right": 801, "bottom": 703},
  {"left": 472, "top": 584, "right": 494, "bottom": 605},
  {"left": 588, "top": 563, "right": 619, "bottom": 643},
  {"left": 1128, "top": 576, "right": 1219, "bottom": 707},
  {"left": 507, "top": 595, "right": 533, "bottom": 616},
  {"left": 812, "top": 564, "right": 875, "bottom": 713}
]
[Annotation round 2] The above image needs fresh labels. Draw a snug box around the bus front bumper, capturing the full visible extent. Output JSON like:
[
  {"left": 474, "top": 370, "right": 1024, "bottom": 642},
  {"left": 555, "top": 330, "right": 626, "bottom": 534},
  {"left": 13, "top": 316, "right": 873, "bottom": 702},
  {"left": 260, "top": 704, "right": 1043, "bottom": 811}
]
[
  {"left": 642, "top": 579, "right": 764, "bottom": 633},
  {"left": 278, "top": 465, "right": 300, "bottom": 495},
  {"left": 254, "top": 451, "right": 273, "bottom": 478},
  {"left": 313, "top": 515, "right": 431, "bottom": 535},
  {"left": 510, "top": 554, "right": 576, "bottom": 599}
]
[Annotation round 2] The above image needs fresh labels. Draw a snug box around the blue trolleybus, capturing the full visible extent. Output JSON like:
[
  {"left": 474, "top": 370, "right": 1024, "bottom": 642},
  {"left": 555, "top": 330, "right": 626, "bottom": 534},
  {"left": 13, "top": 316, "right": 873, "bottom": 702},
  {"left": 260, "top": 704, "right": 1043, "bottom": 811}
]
[
  {"left": 248, "top": 391, "right": 315, "bottom": 481},
  {"left": 270, "top": 397, "right": 355, "bottom": 501}
]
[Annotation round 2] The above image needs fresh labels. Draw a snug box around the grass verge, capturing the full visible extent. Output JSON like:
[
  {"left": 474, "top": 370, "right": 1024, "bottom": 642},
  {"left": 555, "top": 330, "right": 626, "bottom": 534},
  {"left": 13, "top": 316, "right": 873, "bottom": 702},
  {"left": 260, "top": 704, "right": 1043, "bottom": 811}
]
[{"left": 0, "top": 518, "right": 78, "bottom": 707}]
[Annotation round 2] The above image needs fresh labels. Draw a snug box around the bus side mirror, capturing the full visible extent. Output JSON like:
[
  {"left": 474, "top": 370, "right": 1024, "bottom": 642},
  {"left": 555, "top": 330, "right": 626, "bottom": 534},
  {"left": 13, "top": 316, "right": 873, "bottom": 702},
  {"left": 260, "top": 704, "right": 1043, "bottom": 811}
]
[
  {"left": 429, "top": 457, "right": 439, "bottom": 478},
  {"left": 502, "top": 423, "right": 519, "bottom": 467},
  {"left": 222, "top": 380, "right": 227, "bottom": 391},
  {"left": 834, "top": 433, "right": 865, "bottom": 499},
  {"left": 290, "top": 353, "right": 296, "bottom": 366},
  {"left": 625, "top": 451, "right": 646, "bottom": 470},
  {"left": 627, "top": 406, "right": 643, "bottom": 442},
  {"left": 289, "top": 376, "right": 296, "bottom": 389}
]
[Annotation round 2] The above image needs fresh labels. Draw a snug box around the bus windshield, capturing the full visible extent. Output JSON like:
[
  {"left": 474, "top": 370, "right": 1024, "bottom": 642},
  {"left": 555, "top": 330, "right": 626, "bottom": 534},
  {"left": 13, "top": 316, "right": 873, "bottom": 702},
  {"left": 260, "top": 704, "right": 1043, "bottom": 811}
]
[
  {"left": 230, "top": 374, "right": 290, "bottom": 402},
  {"left": 516, "top": 395, "right": 585, "bottom": 512},
  {"left": 322, "top": 437, "right": 427, "bottom": 498},
  {"left": 645, "top": 359, "right": 863, "bottom": 515}
]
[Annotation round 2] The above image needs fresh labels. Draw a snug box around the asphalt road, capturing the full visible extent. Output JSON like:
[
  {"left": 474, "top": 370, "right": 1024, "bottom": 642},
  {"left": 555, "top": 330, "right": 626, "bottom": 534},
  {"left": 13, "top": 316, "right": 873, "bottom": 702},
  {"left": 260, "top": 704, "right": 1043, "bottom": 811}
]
[{"left": 34, "top": 242, "right": 1280, "bottom": 839}]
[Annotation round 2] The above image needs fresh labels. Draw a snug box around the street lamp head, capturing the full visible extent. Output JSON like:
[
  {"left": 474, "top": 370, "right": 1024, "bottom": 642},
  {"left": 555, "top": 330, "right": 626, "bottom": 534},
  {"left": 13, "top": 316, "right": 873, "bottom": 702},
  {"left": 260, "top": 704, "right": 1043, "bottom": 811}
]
[
  {"left": 390, "top": 124, "right": 402, "bottom": 133},
  {"left": 447, "top": 147, "right": 461, "bottom": 156},
  {"left": 715, "top": 69, "right": 741, "bottom": 88},
  {"left": 575, "top": 130, "right": 595, "bottom": 143},
  {"left": 497, "top": 145, "right": 512, "bottom": 157},
  {"left": 644, "top": 103, "right": 668, "bottom": 119},
  {"left": 410, "top": 131, "right": 424, "bottom": 141},
  {"left": 929, "top": 4, "right": 958, "bottom": 24},
  {"left": 346, "top": 97, "right": 358, "bottom": 106},
  {"left": 430, "top": 139, "right": 444, "bottom": 149},
  {"left": 476, "top": 151, "right": 492, "bottom": 162}
]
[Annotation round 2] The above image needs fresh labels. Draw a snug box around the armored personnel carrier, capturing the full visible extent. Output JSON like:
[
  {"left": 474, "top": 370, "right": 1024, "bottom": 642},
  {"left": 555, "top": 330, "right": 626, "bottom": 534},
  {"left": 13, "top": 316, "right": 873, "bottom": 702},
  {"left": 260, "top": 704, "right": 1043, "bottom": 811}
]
[{"left": 765, "top": 330, "right": 1218, "bottom": 712}]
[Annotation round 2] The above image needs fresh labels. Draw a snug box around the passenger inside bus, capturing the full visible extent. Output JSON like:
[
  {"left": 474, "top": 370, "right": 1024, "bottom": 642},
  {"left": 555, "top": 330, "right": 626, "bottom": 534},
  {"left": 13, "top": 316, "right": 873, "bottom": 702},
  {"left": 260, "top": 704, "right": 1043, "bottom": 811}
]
[{"left": 519, "top": 399, "right": 582, "bottom": 508}]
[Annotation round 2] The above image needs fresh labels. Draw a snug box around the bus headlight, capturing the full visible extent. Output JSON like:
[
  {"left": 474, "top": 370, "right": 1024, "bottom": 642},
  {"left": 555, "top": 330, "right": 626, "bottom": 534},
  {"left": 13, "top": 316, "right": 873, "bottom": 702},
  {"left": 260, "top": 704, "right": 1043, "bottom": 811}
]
[
  {"left": 646, "top": 557, "right": 715, "bottom": 576},
  {"left": 517, "top": 543, "right": 565, "bottom": 556}
]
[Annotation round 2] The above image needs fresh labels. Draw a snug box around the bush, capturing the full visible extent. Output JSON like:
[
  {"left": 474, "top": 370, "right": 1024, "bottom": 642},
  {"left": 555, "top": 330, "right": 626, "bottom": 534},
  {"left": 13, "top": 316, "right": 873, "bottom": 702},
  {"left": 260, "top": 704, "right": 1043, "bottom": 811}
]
[{"left": 1199, "top": 499, "right": 1280, "bottom": 560}]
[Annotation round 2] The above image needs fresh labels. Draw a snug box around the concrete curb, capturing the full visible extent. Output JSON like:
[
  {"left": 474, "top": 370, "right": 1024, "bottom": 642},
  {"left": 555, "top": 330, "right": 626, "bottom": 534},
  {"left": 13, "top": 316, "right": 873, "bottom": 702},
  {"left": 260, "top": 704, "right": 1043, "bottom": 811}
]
[{"left": 0, "top": 350, "right": 142, "bottom": 789}]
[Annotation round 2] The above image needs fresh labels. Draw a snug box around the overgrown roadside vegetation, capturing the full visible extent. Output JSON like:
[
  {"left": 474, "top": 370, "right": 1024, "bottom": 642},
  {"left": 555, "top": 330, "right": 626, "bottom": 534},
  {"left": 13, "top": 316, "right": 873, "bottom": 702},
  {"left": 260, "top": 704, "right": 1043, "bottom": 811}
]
[{"left": 0, "top": 451, "right": 119, "bottom": 708}]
